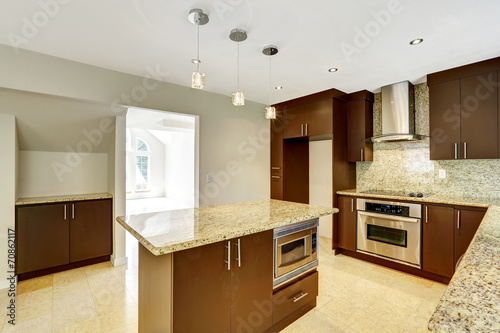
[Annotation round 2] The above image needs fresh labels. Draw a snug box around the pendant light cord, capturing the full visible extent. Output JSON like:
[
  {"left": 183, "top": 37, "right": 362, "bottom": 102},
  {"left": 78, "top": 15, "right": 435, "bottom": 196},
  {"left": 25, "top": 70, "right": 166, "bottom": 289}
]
[
  {"left": 237, "top": 41, "right": 240, "bottom": 91},
  {"left": 269, "top": 55, "right": 272, "bottom": 106},
  {"left": 196, "top": 22, "right": 200, "bottom": 72}
]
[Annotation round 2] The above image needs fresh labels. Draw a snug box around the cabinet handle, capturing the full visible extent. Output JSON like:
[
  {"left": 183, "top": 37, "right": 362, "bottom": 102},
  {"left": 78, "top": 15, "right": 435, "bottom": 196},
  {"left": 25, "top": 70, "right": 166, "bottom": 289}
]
[
  {"left": 305, "top": 123, "right": 308, "bottom": 136},
  {"left": 293, "top": 292, "right": 308, "bottom": 303},
  {"left": 361, "top": 149, "right": 364, "bottom": 161},
  {"left": 457, "top": 211, "right": 461, "bottom": 229},
  {"left": 236, "top": 238, "right": 241, "bottom": 267},
  {"left": 425, "top": 206, "right": 428, "bottom": 223},
  {"left": 271, "top": 167, "right": 281, "bottom": 170},
  {"left": 301, "top": 124, "right": 304, "bottom": 136},
  {"left": 272, "top": 175, "right": 281, "bottom": 179},
  {"left": 64, "top": 205, "right": 67, "bottom": 220},
  {"left": 455, "top": 143, "right": 458, "bottom": 159},
  {"left": 72, "top": 204, "right": 75, "bottom": 219},
  {"left": 351, "top": 199, "right": 354, "bottom": 213},
  {"left": 225, "top": 241, "right": 231, "bottom": 270},
  {"left": 464, "top": 142, "right": 467, "bottom": 159}
]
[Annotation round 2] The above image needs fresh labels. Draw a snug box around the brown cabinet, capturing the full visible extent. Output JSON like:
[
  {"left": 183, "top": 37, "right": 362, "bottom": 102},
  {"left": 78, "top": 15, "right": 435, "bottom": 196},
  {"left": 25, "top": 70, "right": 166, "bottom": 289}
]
[
  {"left": 454, "top": 209, "right": 484, "bottom": 268},
  {"left": 423, "top": 204, "right": 485, "bottom": 278},
  {"left": 429, "top": 67, "right": 499, "bottom": 160},
  {"left": 173, "top": 230, "right": 273, "bottom": 332},
  {"left": 348, "top": 95, "right": 373, "bottom": 162},
  {"left": 271, "top": 174, "right": 283, "bottom": 200},
  {"left": 273, "top": 271, "right": 318, "bottom": 325},
  {"left": 271, "top": 113, "right": 284, "bottom": 173},
  {"left": 283, "top": 99, "right": 333, "bottom": 139},
  {"left": 16, "top": 199, "right": 112, "bottom": 276},
  {"left": 422, "top": 205, "right": 455, "bottom": 278},
  {"left": 17, "top": 203, "right": 70, "bottom": 274},
  {"left": 69, "top": 199, "right": 112, "bottom": 262},
  {"left": 337, "top": 196, "right": 357, "bottom": 251}
]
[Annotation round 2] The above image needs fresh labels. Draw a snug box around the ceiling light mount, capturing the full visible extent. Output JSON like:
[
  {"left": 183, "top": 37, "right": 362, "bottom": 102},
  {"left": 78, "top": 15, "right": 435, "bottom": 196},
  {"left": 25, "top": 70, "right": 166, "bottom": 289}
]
[
  {"left": 328, "top": 68, "right": 338, "bottom": 72},
  {"left": 229, "top": 28, "right": 247, "bottom": 42},
  {"left": 188, "top": 8, "right": 209, "bottom": 26},
  {"left": 410, "top": 38, "right": 423, "bottom": 45},
  {"left": 262, "top": 45, "right": 278, "bottom": 56}
]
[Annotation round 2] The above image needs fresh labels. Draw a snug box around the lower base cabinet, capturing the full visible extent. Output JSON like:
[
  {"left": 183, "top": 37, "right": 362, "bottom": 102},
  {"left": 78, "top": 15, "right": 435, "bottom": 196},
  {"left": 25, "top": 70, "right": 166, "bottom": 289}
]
[
  {"left": 16, "top": 199, "right": 112, "bottom": 277},
  {"left": 337, "top": 196, "right": 357, "bottom": 251},
  {"left": 423, "top": 205, "right": 485, "bottom": 278},
  {"left": 273, "top": 271, "right": 318, "bottom": 325},
  {"left": 173, "top": 230, "right": 273, "bottom": 332}
]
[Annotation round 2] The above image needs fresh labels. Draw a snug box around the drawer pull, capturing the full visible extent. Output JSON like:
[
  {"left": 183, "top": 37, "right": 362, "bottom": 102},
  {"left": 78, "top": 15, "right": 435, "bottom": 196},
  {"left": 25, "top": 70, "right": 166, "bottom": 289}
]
[
  {"left": 271, "top": 167, "right": 281, "bottom": 170},
  {"left": 293, "top": 292, "right": 308, "bottom": 303},
  {"left": 272, "top": 176, "right": 281, "bottom": 179}
]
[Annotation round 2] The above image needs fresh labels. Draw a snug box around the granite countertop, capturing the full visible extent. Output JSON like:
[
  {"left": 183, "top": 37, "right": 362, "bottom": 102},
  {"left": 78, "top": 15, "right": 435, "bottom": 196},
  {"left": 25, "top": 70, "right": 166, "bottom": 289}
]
[
  {"left": 15, "top": 192, "right": 113, "bottom": 205},
  {"left": 337, "top": 189, "right": 500, "bottom": 332},
  {"left": 117, "top": 199, "right": 337, "bottom": 256}
]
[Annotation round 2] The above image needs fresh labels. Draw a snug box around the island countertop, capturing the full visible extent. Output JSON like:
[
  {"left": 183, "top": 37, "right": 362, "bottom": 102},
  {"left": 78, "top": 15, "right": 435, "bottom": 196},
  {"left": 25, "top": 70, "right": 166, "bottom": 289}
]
[{"left": 117, "top": 199, "right": 337, "bottom": 256}]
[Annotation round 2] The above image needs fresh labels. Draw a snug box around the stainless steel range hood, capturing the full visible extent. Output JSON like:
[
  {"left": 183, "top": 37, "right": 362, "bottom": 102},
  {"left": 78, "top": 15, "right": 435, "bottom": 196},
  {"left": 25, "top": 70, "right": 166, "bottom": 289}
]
[{"left": 366, "top": 81, "right": 429, "bottom": 143}]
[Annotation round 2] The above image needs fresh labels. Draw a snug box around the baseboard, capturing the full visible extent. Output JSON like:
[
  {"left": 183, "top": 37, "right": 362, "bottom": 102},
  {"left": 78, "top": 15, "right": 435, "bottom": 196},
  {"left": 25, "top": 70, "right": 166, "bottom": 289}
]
[
  {"left": 0, "top": 276, "right": 16, "bottom": 290},
  {"left": 111, "top": 255, "right": 128, "bottom": 267}
]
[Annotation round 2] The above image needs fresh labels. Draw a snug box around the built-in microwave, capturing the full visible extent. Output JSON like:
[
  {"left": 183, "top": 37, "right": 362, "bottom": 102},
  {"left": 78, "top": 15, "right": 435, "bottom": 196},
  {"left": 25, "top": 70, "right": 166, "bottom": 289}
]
[{"left": 273, "top": 219, "right": 318, "bottom": 288}]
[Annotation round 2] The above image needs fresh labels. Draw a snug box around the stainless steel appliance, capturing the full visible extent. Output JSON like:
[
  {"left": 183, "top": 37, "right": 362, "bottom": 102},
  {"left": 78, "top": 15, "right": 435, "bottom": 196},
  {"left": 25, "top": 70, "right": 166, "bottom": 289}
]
[
  {"left": 273, "top": 219, "right": 318, "bottom": 287},
  {"left": 356, "top": 198, "right": 422, "bottom": 268}
]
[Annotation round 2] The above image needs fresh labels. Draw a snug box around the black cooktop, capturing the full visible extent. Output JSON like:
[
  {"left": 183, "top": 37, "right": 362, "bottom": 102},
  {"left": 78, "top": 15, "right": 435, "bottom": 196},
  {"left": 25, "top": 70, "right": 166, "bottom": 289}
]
[{"left": 359, "top": 190, "right": 432, "bottom": 198}]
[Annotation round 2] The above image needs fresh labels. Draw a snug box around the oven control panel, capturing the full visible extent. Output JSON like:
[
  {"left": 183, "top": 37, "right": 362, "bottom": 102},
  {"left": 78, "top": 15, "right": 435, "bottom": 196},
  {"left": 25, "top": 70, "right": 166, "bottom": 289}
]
[{"left": 365, "top": 202, "right": 410, "bottom": 217}]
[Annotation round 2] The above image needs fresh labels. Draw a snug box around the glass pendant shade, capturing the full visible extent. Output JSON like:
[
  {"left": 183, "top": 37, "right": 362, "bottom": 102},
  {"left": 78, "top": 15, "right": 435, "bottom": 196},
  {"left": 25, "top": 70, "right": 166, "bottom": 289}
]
[
  {"left": 191, "top": 72, "right": 205, "bottom": 89},
  {"left": 265, "top": 106, "right": 277, "bottom": 120},
  {"left": 232, "top": 91, "right": 245, "bottom": 106}
]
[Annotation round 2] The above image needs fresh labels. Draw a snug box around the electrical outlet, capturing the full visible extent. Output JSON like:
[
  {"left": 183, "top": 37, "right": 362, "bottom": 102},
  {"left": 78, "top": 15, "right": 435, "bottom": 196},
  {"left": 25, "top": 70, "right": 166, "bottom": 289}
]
[
  {"left": 206, "top": 174, "right": 212, "bottom": 183},
  {"left": 439, "top": 169, "right": 446, "bottom": 179}
]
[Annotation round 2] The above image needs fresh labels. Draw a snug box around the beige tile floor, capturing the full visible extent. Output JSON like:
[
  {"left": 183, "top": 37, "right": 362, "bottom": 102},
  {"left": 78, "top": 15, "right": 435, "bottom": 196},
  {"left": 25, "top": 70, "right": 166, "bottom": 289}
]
[{"left": 1, "top": 236, "right": 446, "bottom": 332}]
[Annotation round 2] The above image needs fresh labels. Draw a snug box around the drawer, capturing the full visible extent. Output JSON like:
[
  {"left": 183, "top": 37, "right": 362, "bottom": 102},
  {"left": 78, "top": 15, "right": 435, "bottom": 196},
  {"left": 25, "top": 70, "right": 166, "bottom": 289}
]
[{"left": 272, "top": 271, "right": 318, "bottom": 324}]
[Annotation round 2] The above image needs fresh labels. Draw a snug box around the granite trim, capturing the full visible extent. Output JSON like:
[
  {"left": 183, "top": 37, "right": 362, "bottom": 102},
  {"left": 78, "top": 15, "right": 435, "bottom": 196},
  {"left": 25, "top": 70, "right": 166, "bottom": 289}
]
[
  {"left": 15, "top": 193, "right": 113, "bottom": 205},
  {"left": 337, "top": 189, "right": 500, "bottom": 332},
  {"left": 116, "top": 199, "right": 337, "bottom": 256}
]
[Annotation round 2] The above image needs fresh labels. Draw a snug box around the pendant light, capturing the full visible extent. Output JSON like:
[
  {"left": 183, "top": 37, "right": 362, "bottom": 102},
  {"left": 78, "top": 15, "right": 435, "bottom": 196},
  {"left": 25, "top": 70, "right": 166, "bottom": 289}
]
[
  {"left": 188, "top": 9, "right": 209, "bottom": 89},
  {"left": 263, "top": 45, "right": 279, "bottom": 119},
  {"left": 229, "top": 29, "right": 247, "bottom": 106}
]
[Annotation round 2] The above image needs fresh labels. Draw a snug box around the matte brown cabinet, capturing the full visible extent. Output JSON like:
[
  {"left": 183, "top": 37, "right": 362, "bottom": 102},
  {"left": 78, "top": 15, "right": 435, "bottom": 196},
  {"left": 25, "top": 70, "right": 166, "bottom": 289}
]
[
  {"left": 271, "top": 174, "right": 283, "bottom": 200},
  {"left": 17, "top": 203, "right": 70, "bottom": 274},
  {"left": 283, "top": 99, "right": 333, "bottom": 139},
  {"left": 337, "top": 196, "right": 357, "bottom": 251},
  {"left": 423, "top": 204, "right": 485, "bottom": 278},
  {"left": 70, "top": 200, "right": 112, "bottom": 262},
  {"left": 271, "top": 113, "right": 284, "bottom": 173},
  {"left": 16, "top": 199, "right": 112, "bottom": 276},
  {"left": 348, "top": 98, "right": 373, "bottom": 162},
  {"left": 173, "top": 230, "right": 273, "bottom": 332},
  {"left": 429, "top": 70, "right": 499, "bottom": 160}
]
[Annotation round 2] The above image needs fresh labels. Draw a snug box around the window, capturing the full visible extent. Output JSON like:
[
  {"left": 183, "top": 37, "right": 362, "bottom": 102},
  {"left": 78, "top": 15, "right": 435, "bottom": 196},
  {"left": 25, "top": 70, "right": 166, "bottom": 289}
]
[{"left": 126, "top": 132, "right": 152, "bottom": 194}]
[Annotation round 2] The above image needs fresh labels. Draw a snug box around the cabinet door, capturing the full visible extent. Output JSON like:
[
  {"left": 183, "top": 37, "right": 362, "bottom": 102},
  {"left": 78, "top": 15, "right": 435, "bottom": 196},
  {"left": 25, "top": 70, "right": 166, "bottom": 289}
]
[
  {"left": 306, "top": 99, "right": 332, "bottom": 136},
  {"left": 429, "top": 80, "right": 461, "bottom": 160},
  {"left": 271, "top": 113, "right": 284, "bottom": 173},
  {"left": 16, "top": 204, "right": 69, "bottom": 274},
  {"left": 337, "top": 196, "right": 356, "bottom": 251},
  {"left": 283, "top": 105, "right": 306, "bottom": 139},
  {"left": 454, "top": 209, "right": 485, "bottom": 268},
  {"left": 422, "top": 205, "right": 454, "bottom": 278},
  {"left": 173, "top": 241, "right": 232, "bottom": 332},
  {"left": 271, "top": 174, "right": 283, "bottom": 200},
  {"left": 231, "top": 231, "right": 273, "bottom": 332},
  {"left": 348, "top": 100, "right": 373, "bottom": 162},
  {"left": 460, "top": 71, "right": 498, "bottom": 159},
  {"left": 69, "top": 199, "right": 112, "bottom": 263}
]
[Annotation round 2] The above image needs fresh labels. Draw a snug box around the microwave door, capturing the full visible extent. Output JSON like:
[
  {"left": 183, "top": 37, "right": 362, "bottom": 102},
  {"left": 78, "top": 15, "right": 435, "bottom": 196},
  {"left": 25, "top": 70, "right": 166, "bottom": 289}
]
[{"left": 275, "top": 231, "right": 312, "bottom": 277}]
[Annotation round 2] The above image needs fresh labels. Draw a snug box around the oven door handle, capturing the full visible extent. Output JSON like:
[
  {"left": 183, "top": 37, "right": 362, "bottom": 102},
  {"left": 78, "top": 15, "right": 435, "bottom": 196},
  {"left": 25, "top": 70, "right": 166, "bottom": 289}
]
[{"left": 357, "top": 211, "right": 420, "bottom": 223}]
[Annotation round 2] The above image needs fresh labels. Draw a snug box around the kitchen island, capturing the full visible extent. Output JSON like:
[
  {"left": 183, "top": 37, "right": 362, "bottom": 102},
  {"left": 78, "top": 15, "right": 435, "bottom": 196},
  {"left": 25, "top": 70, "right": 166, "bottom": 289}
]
[{"left": 117, "top": 199, "right": 337, "bottom": 332}]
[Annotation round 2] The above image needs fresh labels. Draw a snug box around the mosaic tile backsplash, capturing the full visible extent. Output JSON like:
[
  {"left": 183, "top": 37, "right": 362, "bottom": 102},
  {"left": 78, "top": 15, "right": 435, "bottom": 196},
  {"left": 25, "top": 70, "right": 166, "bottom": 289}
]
[{"left": 356, "top": 83, "right": 500, "bottom": 199}]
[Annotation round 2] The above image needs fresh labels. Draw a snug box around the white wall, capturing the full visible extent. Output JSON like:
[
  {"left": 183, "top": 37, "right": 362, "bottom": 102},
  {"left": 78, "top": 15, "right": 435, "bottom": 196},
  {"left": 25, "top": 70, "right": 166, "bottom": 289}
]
[
  {"left": 309, "top": 140, "right": 333, "bottom": 238},
  {"left": 112, "top": 116, "right": 127, "bottom": 266},
  {"left": 0, "top": 115, "right": 16, "bottom": 289},
  {"left": 18, "top": 151, "right": 108, "bottom": 198}
]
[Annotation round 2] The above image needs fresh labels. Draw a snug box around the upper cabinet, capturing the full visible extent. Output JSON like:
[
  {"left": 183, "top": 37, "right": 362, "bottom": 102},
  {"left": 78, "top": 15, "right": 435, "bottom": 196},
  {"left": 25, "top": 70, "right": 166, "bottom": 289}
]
[
  {"left": 428, "top": 57, "right": 500, "bottom": 160},
  {"left": 283, "top": 99, "right": 333, "bottom": 138},
  {"left": 347, "top": 91, "right": 374, "bottom": 162}
]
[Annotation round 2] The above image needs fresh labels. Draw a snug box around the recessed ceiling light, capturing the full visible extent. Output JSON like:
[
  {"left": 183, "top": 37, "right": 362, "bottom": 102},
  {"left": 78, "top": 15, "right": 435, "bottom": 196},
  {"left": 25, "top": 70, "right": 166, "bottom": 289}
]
[
  {"left": 328, "top": 68, "right": 338, "bottom": 72},
  {"left": 275, "top": 86, "right": 283, "bottom": 90},
  {"left": 410, "top": 38, "right": 423, "bottom": 45}
]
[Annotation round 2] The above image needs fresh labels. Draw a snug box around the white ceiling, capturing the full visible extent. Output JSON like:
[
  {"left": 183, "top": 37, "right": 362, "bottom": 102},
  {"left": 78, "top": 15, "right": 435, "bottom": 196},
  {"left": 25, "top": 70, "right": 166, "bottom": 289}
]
[{"left": 1, "top": 0, "right": 500, "bottom": 104}]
